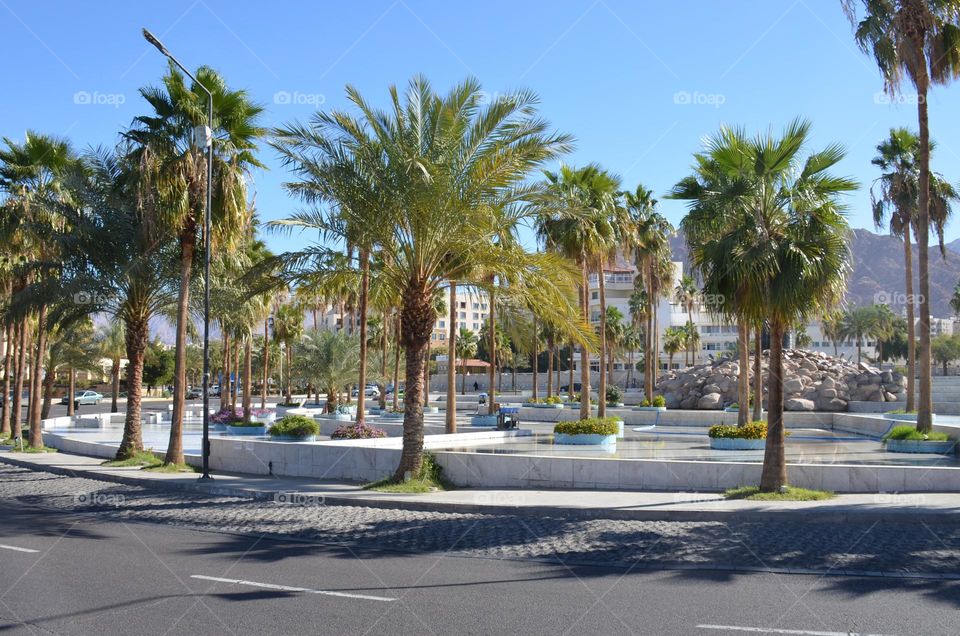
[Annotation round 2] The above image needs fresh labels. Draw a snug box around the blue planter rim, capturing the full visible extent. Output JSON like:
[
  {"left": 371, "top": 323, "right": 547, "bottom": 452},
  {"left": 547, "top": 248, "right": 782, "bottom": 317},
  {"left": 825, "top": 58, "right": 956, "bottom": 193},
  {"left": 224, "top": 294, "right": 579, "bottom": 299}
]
[
  {"left": 709, "top": 437, "right": 765, "bottom": 450},
  {"left": 554, "top": 433, "right": 616, "bottom": 446},
  {"left": 885, "top": 439, "right": 956, "bottom": 454},
  {"left": 226, "top": 425, "right": 266, "bottom": 436},
  {"left": 633, "top": 406, "right": 666, "bottom": 412},
  {"left": 269, "top": 434, "right": 318, "bottom": 442}
]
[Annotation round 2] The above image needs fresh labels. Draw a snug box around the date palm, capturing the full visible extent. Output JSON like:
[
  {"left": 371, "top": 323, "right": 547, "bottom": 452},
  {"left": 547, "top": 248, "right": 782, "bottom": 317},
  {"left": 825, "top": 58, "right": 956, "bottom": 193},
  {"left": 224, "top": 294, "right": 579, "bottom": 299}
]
[
  {"left": 845, "top": 0, "right": 960, "bottom": 433},
  {"left": 98, "top": 322, "right": 126, "bottom": 414},
  {"left": 840, "top": 306, "right": 880, "bottom": 363},
  {"left": 673, "top": 119, "right": 856, "bottom": 491},
  {"left": 675, "top": 274, "right": 698, "bottom": 364},
  {"left": 271, "top": 76, "right": 582, "bottom": 480},
  {"left": 126, "top": 64, "right": 265, "bottom": 464}
]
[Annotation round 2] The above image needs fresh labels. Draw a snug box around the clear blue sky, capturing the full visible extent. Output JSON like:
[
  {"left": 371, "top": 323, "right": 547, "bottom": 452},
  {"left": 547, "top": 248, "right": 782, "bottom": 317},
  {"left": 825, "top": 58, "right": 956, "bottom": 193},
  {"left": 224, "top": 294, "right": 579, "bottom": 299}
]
[{"left": 4, "top": 0, "right": 960, "bottom": 255}]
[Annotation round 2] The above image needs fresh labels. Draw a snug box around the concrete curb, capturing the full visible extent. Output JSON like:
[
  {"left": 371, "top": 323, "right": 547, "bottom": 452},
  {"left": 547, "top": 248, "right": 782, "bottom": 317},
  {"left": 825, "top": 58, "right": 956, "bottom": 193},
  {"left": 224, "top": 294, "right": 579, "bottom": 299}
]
[{"left": 2, "top": 452, "right": 957, "bottom": 524}]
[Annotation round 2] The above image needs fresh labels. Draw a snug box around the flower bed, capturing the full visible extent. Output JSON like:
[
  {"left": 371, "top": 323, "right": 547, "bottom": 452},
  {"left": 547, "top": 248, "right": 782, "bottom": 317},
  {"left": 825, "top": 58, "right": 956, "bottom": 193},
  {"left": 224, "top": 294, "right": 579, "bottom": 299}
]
[
  {"left": 554, "top": 417, "right": 619, "bottom": 446},
  {"left": 268, "top": 415, "right": 319, "bottom": 441},
  {"left": 523, "top": 397, "right": 565, "bottom": 409},
  {"left": 634, "top": 396, "right": 666, "bottom": 412},
  {"left": 883, "top": 425, "right": 956, "bottom": 454},
  {"left": 331, "top": 421, "right": 387, "bottom": 440},
  {"left": 708, "top": 421, "right": 767, "bottom": 450}
]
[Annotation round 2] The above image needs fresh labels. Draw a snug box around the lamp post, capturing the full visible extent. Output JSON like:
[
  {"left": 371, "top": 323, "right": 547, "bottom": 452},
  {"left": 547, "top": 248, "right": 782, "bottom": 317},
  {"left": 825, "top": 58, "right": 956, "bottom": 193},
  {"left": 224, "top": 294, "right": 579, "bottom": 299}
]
[{"left": 143, "top": 28, "right": 214, "bottom": 480}]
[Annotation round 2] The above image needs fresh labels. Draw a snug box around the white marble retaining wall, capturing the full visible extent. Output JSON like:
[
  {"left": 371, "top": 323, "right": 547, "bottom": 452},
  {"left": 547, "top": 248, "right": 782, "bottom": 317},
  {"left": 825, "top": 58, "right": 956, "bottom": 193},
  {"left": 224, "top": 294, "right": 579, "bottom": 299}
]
[
  {"left": 509, "top": 406, "right": 834, "bottom": 428},
  {"left": 208, "top": 430, "right": 532, "bottom": 482}
]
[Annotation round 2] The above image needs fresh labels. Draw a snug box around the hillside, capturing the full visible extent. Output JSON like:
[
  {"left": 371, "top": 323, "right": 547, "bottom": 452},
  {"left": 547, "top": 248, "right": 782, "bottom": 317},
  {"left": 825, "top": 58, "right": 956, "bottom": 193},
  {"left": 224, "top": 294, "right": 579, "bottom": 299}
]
[{"left": 669, "top": 228, "right": 960, "bottom": 317}]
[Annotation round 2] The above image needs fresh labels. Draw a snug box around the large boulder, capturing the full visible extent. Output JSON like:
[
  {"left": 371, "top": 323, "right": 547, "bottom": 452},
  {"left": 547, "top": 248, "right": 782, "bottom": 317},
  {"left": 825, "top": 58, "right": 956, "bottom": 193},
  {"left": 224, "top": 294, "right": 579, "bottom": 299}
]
[{"left": 653, "top": 349, "right": 891, "bottom": 413}]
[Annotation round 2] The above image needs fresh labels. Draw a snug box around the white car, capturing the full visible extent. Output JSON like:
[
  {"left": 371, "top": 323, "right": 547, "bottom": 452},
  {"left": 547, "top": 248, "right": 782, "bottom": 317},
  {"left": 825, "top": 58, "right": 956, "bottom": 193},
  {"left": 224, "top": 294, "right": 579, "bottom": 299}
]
[{"left": 61, "top": 390, "right": 103, "bottom": 406}]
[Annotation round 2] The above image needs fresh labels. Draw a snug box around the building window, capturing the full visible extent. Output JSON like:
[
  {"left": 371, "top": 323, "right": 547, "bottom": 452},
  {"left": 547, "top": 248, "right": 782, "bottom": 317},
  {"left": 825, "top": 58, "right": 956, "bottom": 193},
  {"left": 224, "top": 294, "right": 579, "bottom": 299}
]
[
  {"left": 591, "top": 291, "right": 599, "bottom": 300},
  {"left": 460, "top": 302, "right": 466, "bottom": 309},
  {"left": 439, "top": 320, "right": 445, "bottom": 328},
  {"left": 472, "top": 303, "right": 479, "bottom": 309},
  {"left": 459, "top": 311, "right": 466, "bottom": 319},
  {"left": 473, "top": 312, "right": 479, "bottom": 320}
]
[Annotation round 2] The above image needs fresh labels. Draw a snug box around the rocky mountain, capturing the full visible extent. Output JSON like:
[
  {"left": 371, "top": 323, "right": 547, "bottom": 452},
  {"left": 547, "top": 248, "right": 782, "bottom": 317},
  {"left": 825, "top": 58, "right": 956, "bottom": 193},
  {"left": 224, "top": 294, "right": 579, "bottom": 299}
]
[{"left": 669, "top": 227, "right": 960, "bottom": 317}]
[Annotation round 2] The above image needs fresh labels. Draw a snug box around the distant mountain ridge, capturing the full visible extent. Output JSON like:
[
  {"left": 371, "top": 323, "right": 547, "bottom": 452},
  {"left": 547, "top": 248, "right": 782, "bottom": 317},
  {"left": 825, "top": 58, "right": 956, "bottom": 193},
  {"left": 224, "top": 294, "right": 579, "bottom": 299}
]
[{"left": 668, "top": 227, "right": 960, "bottom": 317}]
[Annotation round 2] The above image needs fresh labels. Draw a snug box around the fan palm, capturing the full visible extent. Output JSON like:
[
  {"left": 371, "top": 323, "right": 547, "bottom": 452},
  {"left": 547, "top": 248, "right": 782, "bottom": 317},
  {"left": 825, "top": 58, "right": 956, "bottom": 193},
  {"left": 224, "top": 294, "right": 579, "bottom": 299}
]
[
  {"left": 845, "top": 0, "right": 960, "bottom": 432},
  {"left": 294, "top": 329, "right": 360, "bottom": 411},
  {"left": 675, "top": 275, "right": 699, "bottom": 365},
  {"left": 840, "top": 306, "right": 880, "bottom": 363},
  {"left": 126, "top": 63, "right": 265, "bottom": 464},
  {"left": 672, "top": 119, "right": 856, "bottom": 491}
]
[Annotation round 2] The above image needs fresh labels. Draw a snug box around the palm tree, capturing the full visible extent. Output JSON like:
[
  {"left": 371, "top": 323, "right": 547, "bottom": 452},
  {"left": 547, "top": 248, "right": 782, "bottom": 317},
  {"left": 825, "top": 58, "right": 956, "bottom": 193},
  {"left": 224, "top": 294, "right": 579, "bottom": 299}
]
[
  {"left": 675, "top": 274, "right": 698, "bottom": 364},
  {"left": 821, "top": 311, "right": 845, "bottom": 357},
  {"left": 951, "top": 280, "right": 960, "bottom": 317},
  {"left": 294, "top": 329, "right": 360, "bottom": 411},
  {"left": 663, "top": 327, "right": 686, "bottom": 371},
  {"left": 455, "top": 327, "right": 479, "bottom": 395},
  {"left": 270, "top": 77, "right": 583, "bottom": 480},
  {"left": 272, "top": 303, "right": 304, "bottom": 404},
  {"left": 604, "top": 306, "right": 626, "bottom": 387},
  {"left": 840, "top": 306, "right": 879, "bottom": 364},
  {"left": 0, "top": 132, "right": 78, "bottom": 447},
  {"left": 845, "top": 0, "right": 960, "bottom": 433},
  {"left": 673, "top": 119, "right": 856, "bottom": 492},
  {"left": 98, "top": 322, "right": 126, "bottom": 414},
  {"left": 126, "top": 64, "right": 265, "bottom": 465}
]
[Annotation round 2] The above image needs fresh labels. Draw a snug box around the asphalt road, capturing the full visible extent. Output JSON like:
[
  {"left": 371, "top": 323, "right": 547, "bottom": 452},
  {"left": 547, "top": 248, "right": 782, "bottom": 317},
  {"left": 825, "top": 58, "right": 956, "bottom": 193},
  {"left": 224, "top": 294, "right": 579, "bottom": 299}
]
[{"left": 2, "top": 501, "right": 960, "bottom": 636}]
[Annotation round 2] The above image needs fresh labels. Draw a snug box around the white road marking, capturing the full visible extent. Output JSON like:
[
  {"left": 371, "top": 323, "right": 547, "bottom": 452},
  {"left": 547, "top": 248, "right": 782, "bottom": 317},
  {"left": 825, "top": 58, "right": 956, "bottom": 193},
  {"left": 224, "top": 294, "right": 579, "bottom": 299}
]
[
  {"left": 0, "top": 544, "right": 39, "bottom": 554},
  {"left": 697, "top": 625, "right": 895, "bottom": 636},
  {"left": 191, "top": 575, "right": 396, "bottom": 602}
]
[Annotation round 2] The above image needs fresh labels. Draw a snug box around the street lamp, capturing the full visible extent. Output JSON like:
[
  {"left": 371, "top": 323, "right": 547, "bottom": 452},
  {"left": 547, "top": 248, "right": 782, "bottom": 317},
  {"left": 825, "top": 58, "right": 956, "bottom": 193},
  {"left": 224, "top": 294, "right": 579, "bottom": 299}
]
[{"left": 143, "top": 28, "right": 214, "bottom": 480}]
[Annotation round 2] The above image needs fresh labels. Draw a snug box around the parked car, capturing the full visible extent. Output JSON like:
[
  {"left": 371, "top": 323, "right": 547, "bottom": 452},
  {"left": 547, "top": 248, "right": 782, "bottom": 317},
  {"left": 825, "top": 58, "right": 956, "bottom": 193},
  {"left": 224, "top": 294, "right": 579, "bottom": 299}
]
[
  {"left": 207, "top": 385, "right": 221, "bottom": 397},
  {"left": 60, "top": 390, "right": 103, "bottom": 407},
  {"left": 352, "top": 385, "right": 380, "bottom": 398},
  {"left": 186, "top": 387, "right": 202, "bottom": 400},
  {"left": 0, "top": 390, "right": 28, "bottom": 407},
  {"left": 559, "top": 383, "right": 582, "bottom": 394}
]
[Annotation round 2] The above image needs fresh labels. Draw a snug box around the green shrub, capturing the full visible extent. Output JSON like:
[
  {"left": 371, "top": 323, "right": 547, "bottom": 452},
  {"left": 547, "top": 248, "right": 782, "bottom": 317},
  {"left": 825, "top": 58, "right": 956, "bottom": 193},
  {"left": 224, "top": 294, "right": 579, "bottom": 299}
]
[
  {"left": 226, "top": 420, "right": 265, "bottom": 428},
  {"left": 708, "top": 421, "right": 768, "bottom": 440},
  {"left": 527, "top": 398, "right": 544, "bottom": 404},
  {"left": 883, "top": 424, "right": 950, "bottom": 442},
  {"left": 544, "top": 395, "right": 564, "bottom": 405},
  {"left": 554, "top": 417, "right": 620, "bottom": 436},
  {"left": 269, "top": 415, "right": 319, "bottom": 438},
  {"left": 884, "top": 409, "right": 917, "bottom": 415},
  {"left": 652, "top": 395, "right": 666, "bottom": 407},
  {"left": 640, "top": 398, "right": 650, "bottom": 407},
  {"left": 605, "top": 385, "right": 623, "bottom": 404}
]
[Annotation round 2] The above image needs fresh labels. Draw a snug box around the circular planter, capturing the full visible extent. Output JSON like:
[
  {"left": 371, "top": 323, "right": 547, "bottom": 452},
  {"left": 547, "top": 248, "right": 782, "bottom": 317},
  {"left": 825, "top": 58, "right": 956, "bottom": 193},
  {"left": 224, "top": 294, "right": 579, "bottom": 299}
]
[
  {"left": 253, "top": 413, "right": 277, "bottom": 425},
  {"left": 615, "top": 420, "right": 625, "bottom": 439},
  {"left": 885, "top": 439, "right": 956, "bottom": 454},
  {"left": 212, "top": 423, "right": 228, "bottom": 432},
  {"left": 565, "top": 402, "right": 581, "bottom": 409},
  {"left": 269, "top": 434, "right": 318, "bottom": 442},
  {"left": 633, "top": 406, "right": 666, "bottom": 412},
  {"left": 368, "top": 408, "right": 381, "bottom": 416},
  {"left": 379, "top": 412, "right": 405, "bottom": 420},
  {"left": 607, "top": 402, "right": 625, "bottom": 408},
  {"left": 471, "top": 415, "right": 498, "bottom": 427},
  {"left": 709, "top": 437, "right": 765, "bottom": 450},
  {"left": 226, "top": 425, "right": 266, "bottom": 436},
  {"left": 424, "top": 406, "right": 440, "bottom": 414},
  {"left": 554, "top": 433, "right": 616, "bottom": 446}
]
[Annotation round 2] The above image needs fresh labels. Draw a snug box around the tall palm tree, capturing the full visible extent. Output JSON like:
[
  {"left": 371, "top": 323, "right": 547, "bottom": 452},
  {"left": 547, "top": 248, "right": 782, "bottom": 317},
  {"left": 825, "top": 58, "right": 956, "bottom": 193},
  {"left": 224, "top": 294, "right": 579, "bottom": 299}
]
[
  {"left": 845, "top": 0, "right": 960, "bottom": 433},
  {"left": 675, "top": 274, "right": 698, "bottom": 364},
  {"left": 98, "top": 322, "right": 126, "bottom": 414},
  {"left": 0, "top": 132, "right": 78, "bottom": 447},
  {"left": 272, "top": 303, "right": 304, "bottom": 404},
  {"left": 604, "top": 306, "right": 626, "bottom": 387},
  {"left": 821, "top": 311, "right": 845, "bottom": 357},
  {"left": 126, "top": 64, "right": 265, "bottom": 465},
  {"left": 663, "top": 327, "right": 686, "bottom": 372},
  {"left": 294, "top": 329, "right": 360, "bottom": 412},
  {"left": 841, "top": 306, "right": 880, "bottom": 363},
  {"left": 673, "top": 119, "right": 856, "bottom": 492},
  {"left": 270, "top": 77, "right": 584, "bottom": 480},
  {"left": 455, "top": 327, "right": 478, "bottom": 395}
]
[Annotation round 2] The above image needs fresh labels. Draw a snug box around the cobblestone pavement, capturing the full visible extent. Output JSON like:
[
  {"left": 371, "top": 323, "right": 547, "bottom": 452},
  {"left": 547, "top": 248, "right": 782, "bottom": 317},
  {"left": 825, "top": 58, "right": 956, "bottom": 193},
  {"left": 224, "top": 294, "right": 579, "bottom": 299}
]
[{"left": 1, "top": 462, "right": 958, "bottom": 578}]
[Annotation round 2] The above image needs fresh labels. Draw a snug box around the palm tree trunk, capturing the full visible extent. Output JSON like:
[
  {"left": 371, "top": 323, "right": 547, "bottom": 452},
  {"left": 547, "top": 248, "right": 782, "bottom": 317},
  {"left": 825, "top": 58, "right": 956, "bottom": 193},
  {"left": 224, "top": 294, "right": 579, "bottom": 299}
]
[
  {"left": 598, "top": 265, "right": 608, "bottom": 418},
  {"left": 423, "top": 352, "right": 431, "bottom": 407},
  {"left": 737, "top": 320, "right": 750, "bottom": 427},
  {"left": 28, "top": 304, "right": 48, "bottom": 448},
  {"left": 261, "top": 318, "right": 269, "bottom": 409},
  {"left": 753, "top": 326, "right": 763, "bottom": 422},
  {"left": 392, "top": 315, "right": 401, "bottom": 412},
  {"left": 568, "top": 341, "right": 574, "bottom": 398},
  {"left": 12, "top": 321, "right": 29, "bottom": 435},
  {"left": 111, "top": 356, "right": 120, "bottom": 414},
  {"left": 221, "top": 331, "right": 229, "bottom": 410},
  {"left": 166, "top": 229, "right": 194, "bottom": 465},
  {"left": 546, "top": 337, "right": 554, "bottom": 398},
  {"left": 531, "top": 316, "right": 538, "bottom": 400},
  {"left": 903, "top": 232, "right": 917, "bottom": 411},
  {"left": 40, "top": 367, "right": 54, "bottom": 420},
  {"left": 356, "top": 248, "right": 370, "bottom": 423},
  {"left": 579, "top": 262, "right": 591, "bottom": 419},
  {"left": 760, "top": 320, "right": 787, "bottom": 492},
  {"left": 242, "top": 336, "right": 252, "bottom": 422},
  {"left": 446, "top": 282, "right": 457, "bottom": 433},
  {"left": 67, "top": 368, "right": 76, "bottom": 417},
  {"left": 231, "top": 339, "right": 240, "bottom": 412},
  {"left": 1, "top": 321, "right": 13, "bottom": 437},
  {"left": 285, "top": 342, "right": 293, "bottom": 404},
  {"left": 460, "top": 360, "right": 466, "bottom": 395},
  {"left": 915, "top": 71, "right": 934, "bottom": 433},
  {"left": 117, "top": 317, "right": 148, "bottom": 460},
  {"left": 487, "top": 281, "right": 497, "bottom": 414},
  {"left": 393, "top": 286, "right": 437, "bottom": 481}
]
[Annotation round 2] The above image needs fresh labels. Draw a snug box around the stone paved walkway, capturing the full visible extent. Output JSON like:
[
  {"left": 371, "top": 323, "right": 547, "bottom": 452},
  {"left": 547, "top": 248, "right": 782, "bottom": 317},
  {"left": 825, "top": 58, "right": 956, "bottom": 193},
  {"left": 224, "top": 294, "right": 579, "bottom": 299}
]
[{"left": 2, "top": 463, "right": 959, "bottom": 579}]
